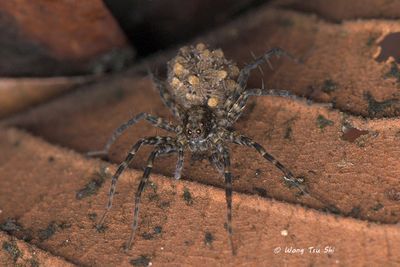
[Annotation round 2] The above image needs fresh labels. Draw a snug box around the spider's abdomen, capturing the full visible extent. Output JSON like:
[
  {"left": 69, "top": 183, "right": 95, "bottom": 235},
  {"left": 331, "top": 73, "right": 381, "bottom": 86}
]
[{"left": 167, "top": 43, "right": 240, "bottom": 109}]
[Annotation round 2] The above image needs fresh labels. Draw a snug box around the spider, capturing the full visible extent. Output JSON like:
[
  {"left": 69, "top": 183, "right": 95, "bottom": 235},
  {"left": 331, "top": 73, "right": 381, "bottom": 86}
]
[{"left": 89, "top": 43, "right": 307, "bottom": 255}]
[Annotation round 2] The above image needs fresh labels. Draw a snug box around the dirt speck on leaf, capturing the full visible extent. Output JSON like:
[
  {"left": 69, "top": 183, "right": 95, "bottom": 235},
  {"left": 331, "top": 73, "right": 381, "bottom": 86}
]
[
  {"left": 283, "top": 117, "right": 297, "bottom": 139},
  {"left": 347, "top": 206, "right": 362, "bottom": 218},
  {"left": 38, "top": 221, "right": 70, "bottom": 241},
  {"left": 316, "top": 115, "right": 334, "bottom": 130},
  {"left": 76, "top": 166, "right": 110, "bottom": 200},
  {"left": 183, "top": 187, "right": 193, "bottom": 205},
  {"left": 384, "top": 62, "right": 400, "bottom": 82},
  {"left": 141, "top": 226, "right": 163, "bottom": 240},
  {"left": 386, "top": 189, "right": 400, "bottom": 201},
  {"left": 88, "top": 212, "right": 97, "bottom": 221},
  {"left": 2, "top": 240, "right": 22, "bottom": 262},
  {"left": 0, "top": 218, "right": 22, "bottom": 233},
  {"left": 372, "top": 203, "right": 384, "bottom": 211},
  {"left": 130, "top": 255, "right": 151, "bottom": 267},
  {"left": 204, "top": 232, "right": 214, "bottom": 247},
  {"left": 38, "top": 221, "right": 58, "bottom": 241},
  {"left": 364, "top": 91, "right": 399, "bottom": 117},
  {"left": 321, "top": 79, "right": 338, "bottom": 93},
  {"left": 253, "top": 187, "right": 268, "bottom": 197}
]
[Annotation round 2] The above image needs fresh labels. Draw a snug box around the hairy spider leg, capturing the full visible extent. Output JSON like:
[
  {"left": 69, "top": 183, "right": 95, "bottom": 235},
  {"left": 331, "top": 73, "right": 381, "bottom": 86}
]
[
  {"left": 222, "top": 147, "right": 236, "bottom": 255},
  {"left": 126, "top": 142, "right": 178, "bottom": 251},
  {"left": 228, "top": 88, "right": 333, "bottom": 123},
  {"left": 97, "top": 136, "right": 174, "bottom": 228},
  {"left": 209, "top": 152, "right": 224, "bottom": 175},
  {"left": 227, "top": 88, "right": 294, "bottom": 123},
  {"left": 174, "top": 147, "right": 185, "bottom": 179},
  {"left": 237, "top": 47, "right": 297, "bottom": 89},
  {"left": 222, "top": 47, "right": 296, "bottom": 113},
  {"left": 151, "top": 74, "right": 183, "bottom": 120},
  {"left": 87, "top": 113, "right": 177, "bottom": 157},
  {"left": 230, "top": 134, "right": 308, "bottom": 195}
]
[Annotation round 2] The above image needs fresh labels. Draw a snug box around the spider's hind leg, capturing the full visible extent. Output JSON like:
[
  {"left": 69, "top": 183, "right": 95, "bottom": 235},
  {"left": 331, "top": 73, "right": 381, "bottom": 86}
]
[
  {"left": 227, "top": 88, "right": 295, "bottom": 122},
  {"left": 229, "top": 133, "right": 308, "bottom": 196},
  {"left": 237, "top": 47, "right": 297, "bottom": 88},
  {"left": 227, "top": 87, "right": 333, "bottom": 123}
]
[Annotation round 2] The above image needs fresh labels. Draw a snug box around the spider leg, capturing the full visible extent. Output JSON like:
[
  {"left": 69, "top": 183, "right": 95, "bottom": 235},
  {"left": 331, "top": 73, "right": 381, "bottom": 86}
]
[
  {"left": 97, "top": 136, "right": 173, "bottom": 228},
  {"left": 209, "top": 152, "right": 224, "bottom": 175},
  {"left": 126, "top": 142, "right": 177, "bottom": 250},
  {"left": 237, "top": 47, "right": 297, "bottom": 89},
  {"left": 174, "top": 146, "right": 184, "bottom": 179},
  {"left": 227, "top": 88, "right": 295, "bottom": 123},
  {"left": 220, "top": 147, "right": 236, "bottom": 255},
  {"left": 150, "top": 72, "right": 183, "bottom": 120},
  {"left": 229, "top": 133, "right": 308, "bottom": 195},
  {"left": 227, "top": 88, "right": 332, "bottom": 123},
  {"left": 87, "top": 113, "right": 176, "bottom": 157}
]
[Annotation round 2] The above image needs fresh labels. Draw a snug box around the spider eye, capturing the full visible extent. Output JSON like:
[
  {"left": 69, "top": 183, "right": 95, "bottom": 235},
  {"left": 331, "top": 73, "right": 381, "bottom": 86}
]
[
  {"left": 196, "top": 129, "right": 201, "bottom": 134},
  {"left": 187, "top": 129, "right": 192, "bottom": 135}
]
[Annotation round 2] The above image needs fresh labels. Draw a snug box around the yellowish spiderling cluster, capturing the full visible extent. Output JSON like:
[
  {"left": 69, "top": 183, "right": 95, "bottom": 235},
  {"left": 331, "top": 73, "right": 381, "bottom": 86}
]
[{"left": 167, "top": 43, "right": 240, "bottom": 109}]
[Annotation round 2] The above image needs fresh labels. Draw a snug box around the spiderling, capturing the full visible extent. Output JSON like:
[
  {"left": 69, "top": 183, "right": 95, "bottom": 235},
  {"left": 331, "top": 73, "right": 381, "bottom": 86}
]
[{"left": 88, "top": 43, "right": 307, "bottom": 255}]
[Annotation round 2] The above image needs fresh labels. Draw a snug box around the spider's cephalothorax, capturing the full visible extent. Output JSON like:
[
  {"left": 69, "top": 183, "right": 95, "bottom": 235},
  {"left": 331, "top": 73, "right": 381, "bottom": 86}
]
[
  {"left": 89, "top": 43, "right": 307, "bottom": 255},
  {"left": 182, "top": 105, "right": 218, "bottom": 151}
]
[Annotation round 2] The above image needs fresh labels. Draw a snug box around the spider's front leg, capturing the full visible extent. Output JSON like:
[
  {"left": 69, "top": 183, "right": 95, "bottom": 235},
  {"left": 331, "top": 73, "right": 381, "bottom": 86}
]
[
  {"left": 87, "top": 113, "right": 176, "bottom": 157},
  {"left": 218, "top": 146, "right": 236, "bottom": 255},
  {"left": 174, "top": 147, "right": 184, "bottom": 179},
  {"left": 229, "top": 133, "right": 308, "bottom": 195},
  {"left": 126, "top": 142, "right": 178, "bottom": 251},
  {"left": 97, "top": 136, "right": 174, "bottom": 228}
]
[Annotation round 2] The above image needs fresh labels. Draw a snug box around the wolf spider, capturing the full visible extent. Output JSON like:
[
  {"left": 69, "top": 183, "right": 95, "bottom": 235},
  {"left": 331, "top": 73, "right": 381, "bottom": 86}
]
[{"left": 89, "top": 43, "right": 307, "bottom": 255}]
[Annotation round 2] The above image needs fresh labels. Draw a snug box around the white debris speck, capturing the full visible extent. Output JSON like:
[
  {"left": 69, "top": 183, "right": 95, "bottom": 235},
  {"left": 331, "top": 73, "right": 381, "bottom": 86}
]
[{"left": 280, "top": 229, "right": 288, "bottom": 236}]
